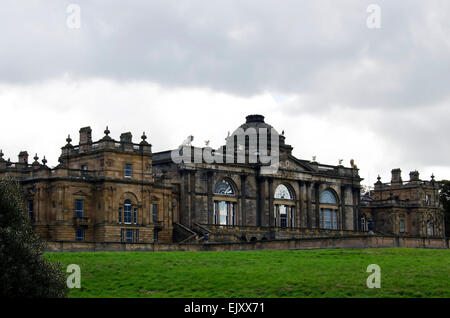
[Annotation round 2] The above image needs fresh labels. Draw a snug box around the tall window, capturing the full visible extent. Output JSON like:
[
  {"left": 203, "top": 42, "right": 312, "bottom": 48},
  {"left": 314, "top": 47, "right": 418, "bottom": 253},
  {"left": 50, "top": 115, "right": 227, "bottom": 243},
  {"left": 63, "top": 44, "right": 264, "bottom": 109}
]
[
  {"left": 76, "top": 228, "right": 84, "bottom": 241},
  {"left": 154, "top": 230, "right": 158, "bottom": 242},
  {"left": 361, "top": 214, "right": 367, "bottom": 232},
  {"left": 125, "top": 163, "right": 132, "bottom": 178},
  {"left": 152, "top": 204, "right": 158, "bottom": 222},
  {"left": 319, "top": 190, "right": 338, "bottom": 230},
  {"left": 75, "top": 199, "right": 84, "bottom": 218},
  {"left": 426, "top": 221, "right": 433, "bottom": 236},
  {"left": 135, "top": 229, "right": 139, "bottom": 243},
  {"left": 274, "top": 184, "right": 295, "bottom": 228},
  {"left": 399, "top": 220, "right": 405, "bottom": 233},
  {"left": 118, "top": 207, "right": 122, "bottom": 223},
  {"left": 133, "top": 207, "right": 138, "bottom": 224},
  {"left": 213, "top": 180, "right": 237, "bottom": 226},
  {"left": 126, "top": 229, "right": 133, "bottom": 242},
  {"left": 124, "top": 200, "right": 132, "bottom": 224},
  {"left": 28, "top": 200, "right": 34, "bottom": 222}
]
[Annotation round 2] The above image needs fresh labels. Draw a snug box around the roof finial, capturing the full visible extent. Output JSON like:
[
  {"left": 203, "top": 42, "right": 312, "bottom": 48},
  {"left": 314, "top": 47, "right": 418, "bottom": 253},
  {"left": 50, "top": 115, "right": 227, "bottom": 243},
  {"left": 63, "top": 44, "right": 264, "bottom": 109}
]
[
  {"left": 66, "top": 134, "right": 72, "bottom": 144},
  {"left": 141, "top": 131, "right": 147, "bottom": 141},
  {"left": 42, "top": 156, "right": 47, "bottom": 165},
  {"left": 104, "top": 126, "right": 110, "bottom": 136},
  {"left": 33, "top": 153, "right": 39, "bottom": 162}
]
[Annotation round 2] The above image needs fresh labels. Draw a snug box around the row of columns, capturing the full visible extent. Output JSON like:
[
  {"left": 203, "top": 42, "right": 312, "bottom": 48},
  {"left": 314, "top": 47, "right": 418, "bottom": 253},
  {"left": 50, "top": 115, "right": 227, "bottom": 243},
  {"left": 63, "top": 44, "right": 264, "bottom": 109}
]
[{"left": 179, "top": 169, "right": 360, "bottom": 231}]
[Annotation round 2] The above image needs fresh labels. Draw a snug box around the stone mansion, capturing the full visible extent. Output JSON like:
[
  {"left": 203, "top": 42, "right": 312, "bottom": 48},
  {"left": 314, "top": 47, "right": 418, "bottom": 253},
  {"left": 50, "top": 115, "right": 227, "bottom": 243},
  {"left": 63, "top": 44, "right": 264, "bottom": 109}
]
[{"left": 0, "top": 115, "right": 445, "bottom": 244}]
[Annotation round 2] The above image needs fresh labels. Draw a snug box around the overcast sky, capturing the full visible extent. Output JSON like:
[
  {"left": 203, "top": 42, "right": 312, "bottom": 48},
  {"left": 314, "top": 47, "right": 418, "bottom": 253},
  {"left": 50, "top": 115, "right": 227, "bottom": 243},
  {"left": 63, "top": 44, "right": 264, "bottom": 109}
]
[{"left": 1, "top": 0, "right": 449, "bottom": 187}]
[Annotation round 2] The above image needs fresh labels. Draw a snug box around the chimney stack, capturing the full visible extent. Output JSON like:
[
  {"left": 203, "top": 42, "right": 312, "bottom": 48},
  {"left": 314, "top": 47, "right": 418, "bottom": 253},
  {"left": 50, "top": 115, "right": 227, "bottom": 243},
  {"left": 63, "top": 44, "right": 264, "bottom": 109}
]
[
  {"left": 18, "top": 151, "right": 29, "bottom": 164},
  {"left": 79, "top": 126, "right": 92, "bottom": 152},
  {"left": 409, "top": 170, "right": 420, "bottom": 182},
  {"left": 120, "top": 132, "right": 133, "bottom": 151},
  {"left": 391, "top": 168, "right": 402, "bottom": 185}
]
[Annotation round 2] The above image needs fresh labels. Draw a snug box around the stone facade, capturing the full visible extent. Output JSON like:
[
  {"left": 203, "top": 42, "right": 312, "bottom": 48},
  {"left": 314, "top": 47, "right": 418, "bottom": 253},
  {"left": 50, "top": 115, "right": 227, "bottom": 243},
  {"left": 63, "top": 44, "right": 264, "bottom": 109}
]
[
  {"left": 0, "top": 127, "right": 175, "bottom": 243},
  {"left": 361, "top": 169, "right": 445, "bottom": 238},
  {"left": 1, "top": 114, "right": 444, "bottom": 246},
  {"left": 152, "top": 114, "right": 363, "bottom": 242}
]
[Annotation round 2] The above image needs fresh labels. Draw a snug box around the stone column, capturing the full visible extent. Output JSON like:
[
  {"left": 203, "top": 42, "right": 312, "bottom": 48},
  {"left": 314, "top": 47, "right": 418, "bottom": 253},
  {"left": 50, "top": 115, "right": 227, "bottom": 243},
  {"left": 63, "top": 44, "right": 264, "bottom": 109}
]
[
  {"left": 297, "top": 181, "right": 304, "bottom": 228},
  {"left": 340, "top": 185, "right": 346, "bottom": 230},
  {"left": 189, "top": 170, "right": 196, "bottom": 226},
  {"left": 305, "top": 181, "right": 312, "bottom": 228},
  {"left": 240, "top": 174, "right": 247, "bottom": 226},
  {"left": 314, "top": 182, "right": 321, "bottom": 228},
  {"left": 268, "top": 178, "right": 274, "bottom": 227},
  {"left": 206, "top": 170, "right": 213, "bottom": 224},
  {"left": 257, "top": 176, "right": 266, "bottom": 227}
]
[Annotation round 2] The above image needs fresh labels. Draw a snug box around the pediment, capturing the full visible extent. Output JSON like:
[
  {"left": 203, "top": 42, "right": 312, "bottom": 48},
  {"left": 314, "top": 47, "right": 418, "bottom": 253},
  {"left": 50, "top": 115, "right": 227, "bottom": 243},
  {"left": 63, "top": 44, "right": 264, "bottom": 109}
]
[
  {"left": 279, "top": 156, "right": 315, "bottom": 172},
  {"left": 73, "top": 190, "right": 88, "bottom": 197}
]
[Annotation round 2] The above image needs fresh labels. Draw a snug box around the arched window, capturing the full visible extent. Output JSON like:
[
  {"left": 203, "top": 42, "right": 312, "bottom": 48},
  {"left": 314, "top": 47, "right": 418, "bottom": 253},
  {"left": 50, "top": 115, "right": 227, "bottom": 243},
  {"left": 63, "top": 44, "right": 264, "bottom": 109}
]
[
  {"left": 274, "top": 184, "right": 295, "bottom": 228},
  {"left": 274, "top": 184, "right": 293, "bottom": 200},
  {"left": 213, "top": 180, "right": 237, "bottom": 226},
  {"left": 320, "top": 190, "right": 337, "bottom": 205},
  {"left": 214, "top": 180, "right": 235, "bottom": 196},
  {"left": 319, "top": 189, "right": 338, "bottom": 230},
  {"left": 124, "top": 199, "right": 132, "bottom": 224}
]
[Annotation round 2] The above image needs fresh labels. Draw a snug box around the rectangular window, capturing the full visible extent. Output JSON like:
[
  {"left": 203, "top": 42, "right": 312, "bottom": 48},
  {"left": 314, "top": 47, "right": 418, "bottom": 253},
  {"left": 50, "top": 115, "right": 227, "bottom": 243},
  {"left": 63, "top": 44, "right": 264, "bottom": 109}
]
[
  {"left": 81, "top": 165, "right": 87, "bottom": 171},
  {"left": 118, "top": 208, "right": 122, "bottom": 223},
  {"left": 124, "top": 163, "right": 132, "bottom": 178},
  {"left": 75, "top": 199, "right": 84, "bottom": 218},
  {"left": 333, "top": 210, "right": 338, "bottom": 230},
  {"left": 76, "top": 228, "right": 84, "bottom": 241},
  {"left": 324, "top": 210, "right": 332, "bottom": 229},
  {"left": 133, "top": 208, "right": 138, "bottom": 224},
  {"left": 28, "top": 200, "right": 34, "bottom": 222},
  {"left": 121, "top": 229, "right": 124, "bottom": 242},
  {"left": 152, "top": 204, "right": 158, "bottom": 222},
  {"left": 135, "top": 229, "right": 139, "bottom": 243},
  {"left": 154, "top": 230, "right": 158, "bottom": 243},
  {"left": 280, "top": 205, "right": 288, "bottom": 228},
  {"left": 219, "top": 201, "right": 227, "bottom": 225},
  {"left": 126, "top": 229, "right": 133, "bottom": 243},
  {"left": 399, "top": 220, "right": 405, "bottom": 233}
]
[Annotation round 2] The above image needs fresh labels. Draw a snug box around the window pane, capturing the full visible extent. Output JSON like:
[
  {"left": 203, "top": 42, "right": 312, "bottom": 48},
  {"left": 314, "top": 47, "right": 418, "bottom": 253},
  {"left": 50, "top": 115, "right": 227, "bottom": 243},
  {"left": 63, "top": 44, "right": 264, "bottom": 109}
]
[
  {"left": 219, "top": 201, "right": 227, "bottom": 225},
  {"left": 134, "top": 208, "right": 138, "bottom": 224},
  {"left": 124, "top": 200, "right": 132, "bottom": 223},
  {"left": 76, "top": 228, "right": 84, "bottom": 241},
  {"left": 125, "top": 164, "right": 132, "bottom": 177},
  {"left": 280, "top": 205, "right": 287, "bottom": 228},
  {"left": 75, "top": 199, "right": 84, "bottom": 218},
  {"left": 152, "top": 204, "right": 158, "bottom": 222},
  {"left": 320, "top": 190, "right": 337, "bottom": 204},
  {"left": 214, "top": 180, "right": 234, "bottom": 196},
  {"left": 274, "top": 184, "right": 293, "bottom": 200},
  {"left": 126, "top": 229, "right": 133, "bottom": 242},
  {"left": 324, "top": 209, "right": 332, "bottom": 229}
]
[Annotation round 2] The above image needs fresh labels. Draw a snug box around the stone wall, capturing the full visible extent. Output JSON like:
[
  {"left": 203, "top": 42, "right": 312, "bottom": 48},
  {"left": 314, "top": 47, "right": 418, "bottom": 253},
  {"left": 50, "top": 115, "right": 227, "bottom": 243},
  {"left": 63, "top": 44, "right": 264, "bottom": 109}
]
[{"left": 45, "top": 235, "right": 449, "bottom": 252}]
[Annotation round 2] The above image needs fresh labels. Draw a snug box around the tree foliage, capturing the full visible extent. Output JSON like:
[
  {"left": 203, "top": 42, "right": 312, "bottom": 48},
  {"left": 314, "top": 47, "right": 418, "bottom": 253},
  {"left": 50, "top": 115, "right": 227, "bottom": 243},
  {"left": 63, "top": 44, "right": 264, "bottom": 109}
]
[
  {"left": 0, "top": 179, "right": 66, "bottom": 297},
  {"left": 439, "top": 180, "right": 450, "bottom": 237}
]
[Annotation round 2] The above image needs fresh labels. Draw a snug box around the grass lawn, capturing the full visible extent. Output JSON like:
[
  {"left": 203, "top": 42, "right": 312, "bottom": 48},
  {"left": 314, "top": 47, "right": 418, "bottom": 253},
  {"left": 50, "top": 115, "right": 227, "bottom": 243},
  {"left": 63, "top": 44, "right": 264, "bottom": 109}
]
[{"left": 46, "top": 248, "right": 450, "bottom": 298}]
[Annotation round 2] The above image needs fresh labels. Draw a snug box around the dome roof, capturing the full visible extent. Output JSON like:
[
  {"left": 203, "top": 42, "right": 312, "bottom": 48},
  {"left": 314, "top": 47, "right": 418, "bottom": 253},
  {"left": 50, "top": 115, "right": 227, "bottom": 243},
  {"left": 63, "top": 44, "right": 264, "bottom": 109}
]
[{"left": 235, "top": 114, "right": 279, "bottom": 135}]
